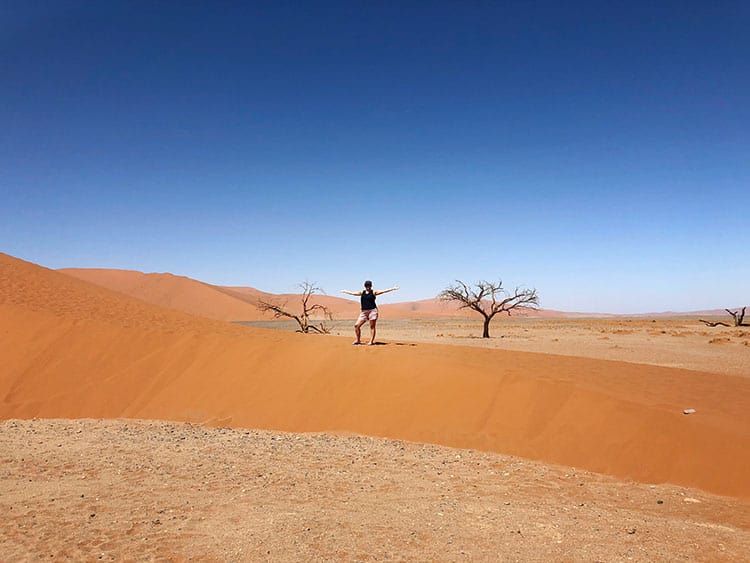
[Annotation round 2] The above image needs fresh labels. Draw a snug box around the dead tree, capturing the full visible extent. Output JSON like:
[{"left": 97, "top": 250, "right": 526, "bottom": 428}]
[
  {"left": 257, "top": 281, "right": 333, "bottom": 334},
  {"left": 726, "top": 307, "right": 747, "bottom": 327},
  {"left": 439, "top": 280, "right": 539, "bottom": 338},
  {"left": 699, "top": 319, "right": 730, "bottom": 327},
  {"left": 700, "top": 306, "right": 747, "bottom": 328}
]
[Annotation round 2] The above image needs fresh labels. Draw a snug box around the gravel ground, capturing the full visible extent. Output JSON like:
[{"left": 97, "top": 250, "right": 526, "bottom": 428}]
[
  {"left": 2, "top": 419, "right": 749, "bottom": 562},
  {"left": 242, "top": 317, "right": 750, "bottom": 377}
]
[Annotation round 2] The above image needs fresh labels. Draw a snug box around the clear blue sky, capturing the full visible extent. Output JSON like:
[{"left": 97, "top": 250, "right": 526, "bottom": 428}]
[{"left": 2, "top": 1, "right": 748, "bottom": 313}]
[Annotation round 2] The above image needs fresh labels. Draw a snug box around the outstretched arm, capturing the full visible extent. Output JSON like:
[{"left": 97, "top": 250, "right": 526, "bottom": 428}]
[
  {"left": 341, "top": 289, "right": 363, "bottom": 296},
  {"left": 374, "top": 286, "right": 400, "bottom": 296}
]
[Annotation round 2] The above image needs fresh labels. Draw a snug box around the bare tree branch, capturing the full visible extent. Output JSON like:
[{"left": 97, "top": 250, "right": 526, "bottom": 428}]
[
  {"left": 257, "top": 281, "right": 333, "bottom": 333},
  {"left": 439, "top": 279, "right": 539, "bottom": 338},
  {"left": 725, "top": 306, "right": 748, "bottom": 327},
  {"left": 699, "top": 319, "right": 731, "bottom": 327}
]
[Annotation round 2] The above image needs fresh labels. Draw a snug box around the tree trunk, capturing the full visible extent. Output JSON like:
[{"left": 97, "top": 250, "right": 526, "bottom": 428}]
[
  {"left": 726, "top": 307, "right": 747, "bottom": 327},
  {"left": 482, "top": 316, "right": 491, "bottom": 338}
]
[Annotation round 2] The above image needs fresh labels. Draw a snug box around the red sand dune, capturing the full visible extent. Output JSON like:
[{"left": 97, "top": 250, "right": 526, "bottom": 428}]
[
  {"left": 60, "top": 269, "right": 448, "bottom": 320},
  {"left": 60, "top": 268, "right": 272, "bottom": 322},
  {"left": 60, "top": 267, "right": 731, "bottom": 321},
  {"left": 61, "top": 268, "right": 590, "bottom": 321},
  {"left": 4, "top": 252, "right": 750, "bottom": 499},
  {"left": 379, "top": 298, "right": 603, "bottom": 319}
]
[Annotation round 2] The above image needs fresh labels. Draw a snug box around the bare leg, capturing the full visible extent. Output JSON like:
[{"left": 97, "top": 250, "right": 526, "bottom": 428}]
[
  {"left": 368, "top": 319, "right": 377, "bottom": 345},
  {"left": 354, "top": 319, "right": 366, "bottom": 344}
]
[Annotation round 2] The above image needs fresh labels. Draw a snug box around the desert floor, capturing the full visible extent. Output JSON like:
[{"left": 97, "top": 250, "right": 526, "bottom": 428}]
[
  {"left": 4, "top": 253, "right": 750, "bottom": 560},
  {"left": 246, "top": 317, "right": 750, "bottom": 377},
  {"left": 2, "top": 419, "right": 749, "bottom": 562}
]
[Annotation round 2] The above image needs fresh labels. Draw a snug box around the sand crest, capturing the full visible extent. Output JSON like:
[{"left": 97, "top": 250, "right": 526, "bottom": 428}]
[
  {"left": 59, "top": 268, "right": 273, "bottom": 322},
  {"left": 2, "top": 252, "right": 750, "bottom": 500},
  {"left": 60, "top": 268, "right": 469, "bottom": 320}
]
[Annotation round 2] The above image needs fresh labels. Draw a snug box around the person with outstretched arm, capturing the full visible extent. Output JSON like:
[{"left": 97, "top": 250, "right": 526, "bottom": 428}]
[{"left": 341, "top": 280, "right": 399, "bottom": 345}]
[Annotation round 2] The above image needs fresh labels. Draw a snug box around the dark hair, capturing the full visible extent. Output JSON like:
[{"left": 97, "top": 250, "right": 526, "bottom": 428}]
[{"left": 364, "top": 280, "right": 372, "bottom": 288}]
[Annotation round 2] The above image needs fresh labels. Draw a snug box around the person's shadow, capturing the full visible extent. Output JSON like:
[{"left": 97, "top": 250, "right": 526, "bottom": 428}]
[{"left": 357, "top": 342, "right": 416, "bottom": 347}]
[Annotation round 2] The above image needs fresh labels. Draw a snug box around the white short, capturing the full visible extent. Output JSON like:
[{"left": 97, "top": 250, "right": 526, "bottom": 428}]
[{"left": 357, "top": 308, "right": 378, "bottom": 322}]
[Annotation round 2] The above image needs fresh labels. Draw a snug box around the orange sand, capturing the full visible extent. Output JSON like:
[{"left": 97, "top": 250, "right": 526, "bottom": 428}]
[
  {"left": 60, "top": 267, "right": 734, "bottom": 322},
  {"left": 61, "top": 268, "right": 465, "bottom": 320},
  {"left": 59, "top": 268, "right": 586, "bottom": 320},
  {"left": 59, "top": 268, "right": 273, "bottom": 321},
  {"left": 3, "top": 252, "right": 750, "bottom": 499}
]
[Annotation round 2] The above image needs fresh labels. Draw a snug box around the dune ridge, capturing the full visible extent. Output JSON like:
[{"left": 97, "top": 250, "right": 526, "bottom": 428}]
[
  {"left": 59, "top": 268, "right": 273, "bottom": 322},
  {"left": 3, "top": 252, "right": 750, "bottom": 499},
  {"left": 60, "top": 267, "right": 608, "bottom": 321},
  {"left": 65, "top": 267, "right": 735, "bottom": 321},
  {"left": 60, "top": 268, "right": 449, "bottom": 320}
]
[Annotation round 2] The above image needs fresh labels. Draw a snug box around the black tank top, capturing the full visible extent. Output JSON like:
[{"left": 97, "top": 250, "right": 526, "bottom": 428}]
[{"left": 361, "top": 290, "right": 376, "bottom": 310}]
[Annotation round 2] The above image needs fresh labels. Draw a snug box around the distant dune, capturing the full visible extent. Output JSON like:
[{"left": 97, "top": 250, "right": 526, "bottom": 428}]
[
  {"left": 64, "top": 266, "right": 737, "bottom": 320},
  {"left": 3, "top": 252, "right": 750, "bottom": 498},
  {"left": 59, "top": 267, "right": 615, "bottom": 321},
  {"left": 379, "top": 298, "right": 616, "bottom": 320},
  {"left": 59, "top": 269, "right": 461, "bottom": 321},
  {"left": 60, "top": 268, "right": 272, "bottom": 322},
  {"left": 632, "top": 309, "right": 745, "bottom": 318}
]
